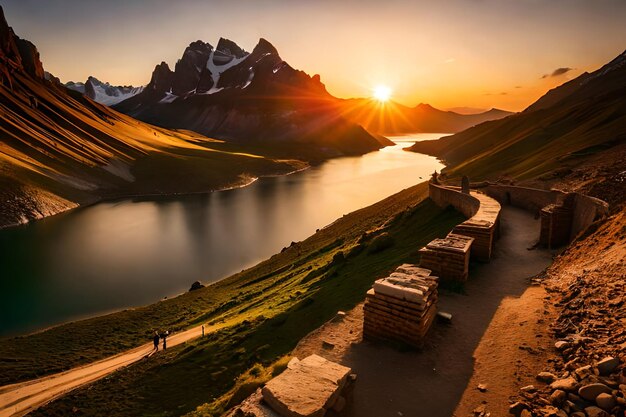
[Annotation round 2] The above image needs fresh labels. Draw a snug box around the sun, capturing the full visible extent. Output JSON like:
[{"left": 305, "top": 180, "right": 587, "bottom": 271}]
[{"left": 373, "top": 85, "right": 392, "bottom": 102}]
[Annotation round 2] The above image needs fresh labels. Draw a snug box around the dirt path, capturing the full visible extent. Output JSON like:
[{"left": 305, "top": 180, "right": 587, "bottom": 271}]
[
  {"left": 295, "top": 206, "right": 555, "bottom": 417},
  {"left": 0, "top": 324, "right": 213, "bottom": 417},
  {"left": 452, "top": 285, "right": 556, "bottom": 416}
]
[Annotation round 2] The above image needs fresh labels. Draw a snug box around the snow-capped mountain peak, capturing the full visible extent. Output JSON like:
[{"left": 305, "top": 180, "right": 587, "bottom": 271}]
[{"left": 65, "top": 76, "right": 144, "bottom": 106}]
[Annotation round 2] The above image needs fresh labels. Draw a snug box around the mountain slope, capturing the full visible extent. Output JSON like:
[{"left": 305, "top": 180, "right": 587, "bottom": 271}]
[
  {"left": 0, "top": 7, "right": 303, "bottom": 228},
  {"left": 332, "top": 99, "right": 512, "bottom": 134},
  {"left": 65, "top": 76, "right": 144, "bottom": 106},
  {"left": 408, "top": 50, "right": 626, "bottom": 181},
  {"left": 114, "top": 38, "right": 391, "bottom": 162}
]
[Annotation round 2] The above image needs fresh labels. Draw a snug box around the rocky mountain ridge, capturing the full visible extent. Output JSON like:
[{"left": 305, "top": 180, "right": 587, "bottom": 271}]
[
  {"left": 65, "top": 76, "right": 144, "bottom": 106},
  {"left": 115, "top": 37, "right": 390, "bottom": 161}
]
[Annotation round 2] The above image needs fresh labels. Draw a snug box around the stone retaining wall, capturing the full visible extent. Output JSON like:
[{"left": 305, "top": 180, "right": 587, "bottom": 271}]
[
  {"left": 428, "top": 182, "right": 501, "bottom": 261},
  {"left": 480, "top": 184, "right": 609, "bottom": 243}
]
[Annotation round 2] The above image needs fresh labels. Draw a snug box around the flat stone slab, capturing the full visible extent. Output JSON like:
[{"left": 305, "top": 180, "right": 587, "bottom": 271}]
[
  {"left": 395, "top": 264, "right": 432, "bottom": 276},
  {"left": 425, "top": 233, "right": 474, "bottom": 254},
  {"left": 261, "top": 354, "right": 351, "bottom": 417},
  {"left": 373, "top": 275, "right": 433, "bottom": 303}
]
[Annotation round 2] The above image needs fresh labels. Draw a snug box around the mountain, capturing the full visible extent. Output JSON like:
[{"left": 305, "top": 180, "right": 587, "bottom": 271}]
[
  {"left": 332, "top": 99, "right": 513, "bottom": 134},
  {"left": 114, "top": 39, "right": 509, "bottom": 151},
  {"left": 408, "top": 50, "right": 626, "bottom": 182},
  {"left": 114, "top": 38, "right": 392, "bottom": 161},
  {"left": 0, "top": 7, "right": 304, "bottom": 228},
  {"left": 65, "top": 76, "right": 144, "bottom": 106}
]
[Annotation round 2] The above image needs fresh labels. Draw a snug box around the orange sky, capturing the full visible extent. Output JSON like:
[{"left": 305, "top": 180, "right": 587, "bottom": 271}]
[{"left": 4, "top": 0, "right": 626, "bottom": 111}]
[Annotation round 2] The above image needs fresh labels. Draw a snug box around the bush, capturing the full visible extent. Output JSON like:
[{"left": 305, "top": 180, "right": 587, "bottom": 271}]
[{"left": 367, "top": 232, "right": 394, "bottom": 254}]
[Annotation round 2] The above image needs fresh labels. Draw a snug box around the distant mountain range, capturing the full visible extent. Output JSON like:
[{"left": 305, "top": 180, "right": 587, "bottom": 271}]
[
  {"left": 331, "top": 99, "right": 512, "bottom": 134},
  {"left": 65, "top": 76, "right": 144, "bottom": 106},
  {"left": 409, "top": 50, "right": 626, "bottom": 182},
  {"left": 0, "top": 7, "right": 305, "bottom": 228}
]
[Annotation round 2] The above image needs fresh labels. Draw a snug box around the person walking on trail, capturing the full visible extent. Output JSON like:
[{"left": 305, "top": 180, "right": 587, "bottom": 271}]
[
  {"left": 161, "top": 330, "right": 169, "bottom": 350},
  {"left": 152, "top": 331, "right": 160, "bottom": 352}
]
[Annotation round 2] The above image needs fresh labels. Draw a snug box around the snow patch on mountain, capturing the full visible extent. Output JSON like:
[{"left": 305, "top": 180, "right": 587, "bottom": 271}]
[
  {"left": 91, "top": 83, "right": 144, "bottom": 106},
  {"left": 65, "top": 77, "right": 144, "bottom": 106},
  {"left": 158, "top": 92, "right": 178, "bottom": 103},
  {"left": 206, "top": 49, "right": 250, "bottom": 89}
]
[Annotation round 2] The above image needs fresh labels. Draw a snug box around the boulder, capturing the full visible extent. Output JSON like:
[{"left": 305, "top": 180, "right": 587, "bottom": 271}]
[
  {"left": 537, "top": 371, "right": 557, "bottom": 383},
  {"left": 596, "top": 357, "right": 619, "bottom": 376},
  {"left": 189, "top": 281, "right": 205, "bottom": 291},
  {"left": 230, "top": 388, "right": 281, "bottom": 417},
  {"left": 578, "top": 383, "right": 612, "bottom": 401},
  {"left": 550, "top": 377, "right": 578, "bottom": 392},
  {"left": 550, "top": 389, "right": 567, "bottom": 406},
  {"left": 574, "top": 365, "right": 592, "bottom": 379},
  {"left": 594, "top": 393, "right": 616, "bottom": 410},
  {"left": 584, "top": 406, "right": 609, "bottom": 417},
  {"left": 508, "top": 402, "right": 529, "bottom": 416},
  {"left": 261, "top": 354, "right": 351, "bottom": 417},
  {"left": 554, "top": 341, "right": 569, "bottom": 350}
]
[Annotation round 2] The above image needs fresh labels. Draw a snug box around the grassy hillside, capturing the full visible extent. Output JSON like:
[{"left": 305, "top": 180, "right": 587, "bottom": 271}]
[
  {"left": 0, "top": 182, "right": 463, "bottom": 416},
  {"left": 0, "top": 72, "right": 306, "bottom": 227},
  {"left": 408, "top": 51, "right": 626, "bottom": 182}
]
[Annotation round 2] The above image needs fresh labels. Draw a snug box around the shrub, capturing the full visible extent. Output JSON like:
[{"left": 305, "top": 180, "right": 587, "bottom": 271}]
[{"left": 367, "top": 232, "right": 394, "bottom": 254}]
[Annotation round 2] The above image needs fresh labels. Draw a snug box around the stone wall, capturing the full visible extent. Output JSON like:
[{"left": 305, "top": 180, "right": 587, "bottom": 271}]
[
  {"left": 429, "top": 182, "right": 501, "bottom": 261},
  {"left": 480, "top": 184, "right": 609, "bottom": 242},
  {"left": 428, "top": 182, "right": 480, "bottom": 219},
  {"left": 481, "top": 185, "right": 559, "bottom": 216}
]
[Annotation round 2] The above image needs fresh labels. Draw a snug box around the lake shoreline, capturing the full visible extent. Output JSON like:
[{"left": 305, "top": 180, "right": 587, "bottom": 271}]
[{"left": 1, "top": 136, "right": 446, "bottom": 338}]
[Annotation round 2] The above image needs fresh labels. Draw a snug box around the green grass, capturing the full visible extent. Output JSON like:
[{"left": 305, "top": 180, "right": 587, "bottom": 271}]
[{"left": 5, "top": 182, "right": 463, "bottom": 416}]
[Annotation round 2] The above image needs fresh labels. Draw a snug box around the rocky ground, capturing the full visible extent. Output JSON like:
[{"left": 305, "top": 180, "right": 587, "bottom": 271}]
[{"left": 502, "top": 209, "right": 625, "bottom": 417}]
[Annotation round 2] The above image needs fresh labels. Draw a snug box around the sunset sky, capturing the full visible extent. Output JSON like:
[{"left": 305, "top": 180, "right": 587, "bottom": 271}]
[{"left": 4, "top": 0, "right": 626, "bottom": 111}]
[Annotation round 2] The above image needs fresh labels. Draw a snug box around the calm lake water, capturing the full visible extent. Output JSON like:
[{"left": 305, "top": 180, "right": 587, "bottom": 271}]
[{"left": 0, "top": 134, "right": 446, "bottom": 336}]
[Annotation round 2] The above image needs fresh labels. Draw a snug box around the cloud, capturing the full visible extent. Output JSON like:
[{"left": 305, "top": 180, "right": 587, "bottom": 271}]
[
  {"left": 541, "top": 67, "right": 574, "bottom": 79},
  {"left": 515, "top": 85, "right": 523, "bottom": 89}
]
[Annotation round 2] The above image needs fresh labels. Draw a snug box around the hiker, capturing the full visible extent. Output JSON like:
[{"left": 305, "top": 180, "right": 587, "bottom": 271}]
[
  {"left": 161, "top": 330, "right": 169, "bottom": 350},
  {"left": 152, "top": 331, "right": 160, "bottom": 352}
]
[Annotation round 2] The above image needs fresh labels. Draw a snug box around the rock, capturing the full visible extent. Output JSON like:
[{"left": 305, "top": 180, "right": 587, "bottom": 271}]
[
  {"left": 584, "top": 406, "right": 609, "bottom": 417},
  {"left": 537, "top": 372, "right": 557, "bottom": 383},
  {"left": 554, "top": 341, "right": 569, "bottom": 350},
  {"left": 578, "top": 383, "right": 612, "bottom": 401},
  {"left": 596, "top": 356, "right": 619, "bottom": 376},
  {"left": 550, "top": 389, "right": 567, "bottom": 405},
  {"left": 538, "top": 406, "right": 560, "bottom": 416},
  {"left": 332, "top": 311, "right": 347, "bottom": 322},
  {"left": 233, "top": 388, "right": 282, "bottom": 417},
  {"left": 520, "top": 385, "right": 536, "bottom": 393},
  {"left": 189, "top": 281, "right": 204, "bottom": 291},
  {"left": 477, "top": 383, "right": 488, "bottom": 392},
  {"left": 519, "top": 410, "right": 532, "bottom": 417},
  {"left": 261, "top": 354, "right": 351, "bottom": 417},
  {"left": 473, "top": 404, "right": 486, "bottom": 416},
  {"left": 550, "top": 377, "right": 578, "bottom": 392},
  {"left": 437, "top": 311, "right": 453, "bottom": 323},
  {"left": 508, "top": 402, "right": 529, "bottom": 416},
  {"left": 574, "top": 365, "right": 592, "bottom": 379},
  {"left": 594, "top": 393, "right": 616, "bottom": 410}
]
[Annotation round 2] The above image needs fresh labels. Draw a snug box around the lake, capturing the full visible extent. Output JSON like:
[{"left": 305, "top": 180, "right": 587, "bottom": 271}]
[{"left": 0, "top": 134, "right": 446, "bottom": 336}]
